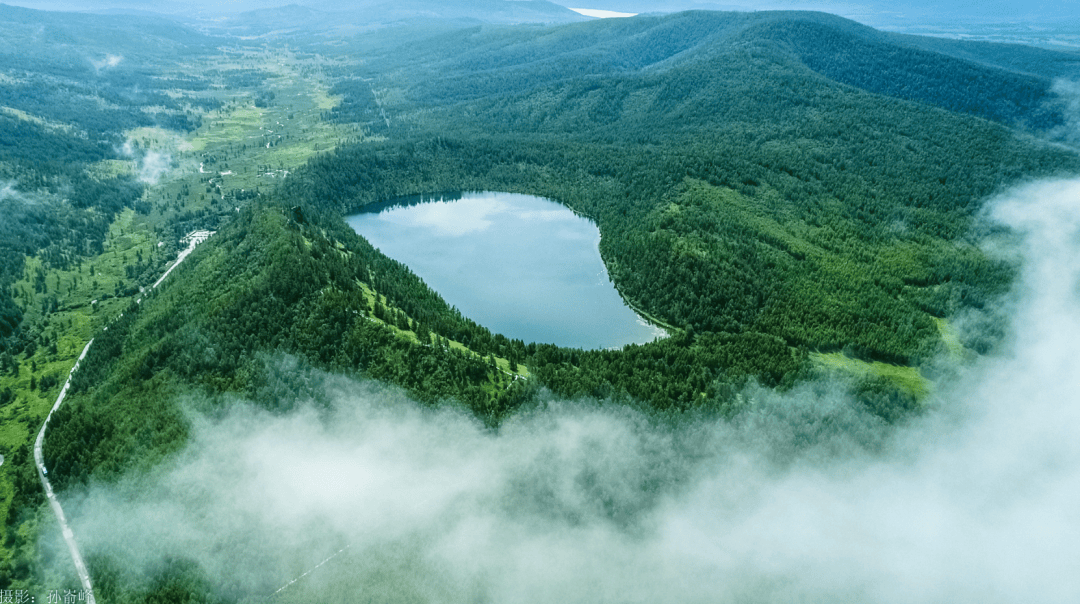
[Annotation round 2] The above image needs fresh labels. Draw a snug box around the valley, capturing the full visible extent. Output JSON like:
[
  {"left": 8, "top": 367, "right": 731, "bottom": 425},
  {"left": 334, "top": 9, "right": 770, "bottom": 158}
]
[{"left": 0, "top": 27, "right": 366, "bottom": 591}]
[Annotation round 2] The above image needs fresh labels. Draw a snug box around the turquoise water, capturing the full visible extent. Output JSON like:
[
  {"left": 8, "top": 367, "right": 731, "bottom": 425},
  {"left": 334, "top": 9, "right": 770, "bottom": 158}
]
[{"left": 347, "top": 192, "right": 664, "bottom": 349}]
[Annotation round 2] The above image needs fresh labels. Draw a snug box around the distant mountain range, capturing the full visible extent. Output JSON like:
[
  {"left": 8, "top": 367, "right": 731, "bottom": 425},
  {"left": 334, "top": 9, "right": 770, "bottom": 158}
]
[
  {"left": 4, "top": 0, "right": 587, "bottom": 25},
  {"left": 9, "top": 0, "right": 1078, "bottom": 28},
  {"left": 207, "top": 1, "right": 585, "bottom": 36},
  {"left": 553, "top": 1, "right": 1078, "bottom": 24},
  {"left": 340, "top": 8, "right": 1078, "bottom": 135}
]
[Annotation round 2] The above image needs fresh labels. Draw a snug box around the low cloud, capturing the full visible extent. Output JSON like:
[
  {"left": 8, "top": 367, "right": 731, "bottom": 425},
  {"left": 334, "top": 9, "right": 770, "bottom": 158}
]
[
  {"left": 136, "top": 150, "right": 171, "bottom": 185},
  {"left": 120, "top": 140, "right": 172, "bottom": 185},
  {"left": 0, "top": 180, "right": 21, "bottom": 203},
  {"left": 1050, "top": 79, "right": 1080, "bottom": 146},
  {"left": 63, "top": 178, "right": 1080, "bottom": 602},
  {"left": 90, "top": 54, "right": 123, "bottom": 72}
]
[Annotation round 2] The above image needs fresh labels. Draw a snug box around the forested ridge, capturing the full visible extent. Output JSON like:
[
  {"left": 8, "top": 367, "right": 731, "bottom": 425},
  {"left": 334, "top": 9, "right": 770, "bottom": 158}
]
[
  {"left": 330, "top": 10, "right": 1078, "bottom": 132},
  {"left": 2, "top": 6, "right": 1080, "bottom": 601},
  {"left": 44, "top": 8, "right": 1080, "bottom": 496},
  {"left": 310, "top": 10, "right": 1079, "bottom": 369},
  {"left": 44, "top": 6, "right": 1080, "bottom": 500}
]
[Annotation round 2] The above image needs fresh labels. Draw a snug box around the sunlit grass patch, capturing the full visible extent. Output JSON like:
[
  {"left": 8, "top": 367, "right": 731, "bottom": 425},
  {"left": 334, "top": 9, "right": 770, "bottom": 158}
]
[
  {"left": 314, "top": 87, "right": 342, "bottom": 111},
  {"left": 85, "top": 159, "right": 133, "bottom": 181},
  {"left": 811, "top": 351, "right": 930, "bottom": 401},
  {"left": 932, "top": 316, "right": 970, "bottom": 361},
  {"left": 0, "top": 105, "right": 77, "bottom": 133},
  {"left": 189, "top": 103, "right": 266, "bottom": 152}
]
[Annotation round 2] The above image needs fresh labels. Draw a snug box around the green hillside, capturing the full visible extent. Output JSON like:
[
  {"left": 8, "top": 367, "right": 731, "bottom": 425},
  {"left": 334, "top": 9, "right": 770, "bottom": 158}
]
[
  {"left": 1, "top": 5, "right": 1078, "bottom": 601},
  {"left": 39, "top": 6, "right": 1080, "bottom": 496},
  {"left": 315, "top": 10, "right": 1079, "bottom": 367},
  {"left": 330, "top": 10, "right": 1076, "bottom": 130}
]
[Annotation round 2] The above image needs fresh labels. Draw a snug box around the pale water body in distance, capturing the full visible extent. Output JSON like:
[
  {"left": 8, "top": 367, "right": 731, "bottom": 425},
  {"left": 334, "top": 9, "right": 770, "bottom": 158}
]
[{"left": 347, "top": 192, "right": 665, "bottom": 349}]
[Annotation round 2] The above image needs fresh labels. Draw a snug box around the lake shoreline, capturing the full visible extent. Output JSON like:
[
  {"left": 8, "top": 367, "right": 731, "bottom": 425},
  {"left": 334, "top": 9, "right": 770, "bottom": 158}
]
[{"left": 348, "top": 191, "right": 665, "bottom": 349}]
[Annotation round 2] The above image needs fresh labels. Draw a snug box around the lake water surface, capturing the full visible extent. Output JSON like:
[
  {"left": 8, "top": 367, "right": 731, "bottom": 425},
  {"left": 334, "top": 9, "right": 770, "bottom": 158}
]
[{"left": 346, "top": 192, "right": 665, "bottom": 349}]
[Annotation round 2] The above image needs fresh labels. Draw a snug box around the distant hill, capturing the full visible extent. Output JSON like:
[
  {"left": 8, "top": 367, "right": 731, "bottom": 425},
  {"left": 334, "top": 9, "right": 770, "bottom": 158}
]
[
  {"left": 333, "top": 0, "right": 583, "bottom": 23},
  {"left": 335, "top": 10, "right": 1077, "bottom": 133},
  {"left": 206, "top": 1, "right": 583, "bottom": 36},
  {"left": 546, "top": 1, "right": 1080, "bottom": 26},
  {"left": 5, "top": 0, "right": 586, "bottom": 29},
  {"left": 0, "top": 2, "right": 215, "bottom": 57}
]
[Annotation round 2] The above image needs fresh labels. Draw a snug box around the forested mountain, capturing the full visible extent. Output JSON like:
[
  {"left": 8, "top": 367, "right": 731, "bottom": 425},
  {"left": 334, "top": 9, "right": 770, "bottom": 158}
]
[
  {"left": 331, "top": 10, "right": 1077, "bottom": 131},
  {"left": 316, "top": 10, "right": 1079, "bottom": 366},
  {"left": 36, "top": 6, "right": 1080, "bottom": 497},
  {"left": 558, "top": 0, "right": 1080, "bottom": 25},
  {"left": 0, "top": 3, "right": 215, "bottom": 57},
  {"left": 2, "top": 5, "right": 1079, "bottom": 601},
  {"left": 202, "top": 0, "right": 584, "bottom": 36},
  {"left": 37, "top": 7, "right": 1080, "bottom": 488}
]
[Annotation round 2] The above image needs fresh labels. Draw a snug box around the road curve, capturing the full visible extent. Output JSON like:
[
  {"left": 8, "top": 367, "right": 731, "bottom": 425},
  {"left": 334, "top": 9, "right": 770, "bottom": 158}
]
[
  {"left": 35, "top": 339, "right": 97, "bottom": 604},
  {"left": 32, "top": 229, "right": 215, "bottom": 602}
]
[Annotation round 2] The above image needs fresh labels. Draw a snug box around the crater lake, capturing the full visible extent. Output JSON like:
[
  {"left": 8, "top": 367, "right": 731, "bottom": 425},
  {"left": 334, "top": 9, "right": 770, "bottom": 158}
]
[{"left": 347, "top": 192, "right": 665, "bottom": 349}]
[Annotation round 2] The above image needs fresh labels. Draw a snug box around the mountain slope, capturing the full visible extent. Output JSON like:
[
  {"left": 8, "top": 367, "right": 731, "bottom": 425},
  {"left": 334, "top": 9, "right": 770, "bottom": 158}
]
[
  {"left": 737, "top": 13, "right": 1070, "bottom": 130},
  {"left": 0, "top": 2, "right": 220, "bottom": 360},
  {"left": 208, "top": 0, "right": 584, "bottom": 35},
  {"left": 320, "top": 11, "right": 1079, "bottom": 367},
  {"left": 340, "top": 10, "right": 1076, "bottom": 131},
  {"left": 0, "top": 3, "right": 216, "bottom": 58},
  {"left": 9, "top": 8, "right": 1079, "bottom": 601},
  {"left": 45, "top": 202, "right": 534, "bottom": 493}
]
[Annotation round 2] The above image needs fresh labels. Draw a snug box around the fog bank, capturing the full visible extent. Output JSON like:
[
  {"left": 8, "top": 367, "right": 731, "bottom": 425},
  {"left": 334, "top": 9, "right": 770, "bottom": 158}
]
[{"left": 66, "top": 179, "right": 1080, "bottom": 602}]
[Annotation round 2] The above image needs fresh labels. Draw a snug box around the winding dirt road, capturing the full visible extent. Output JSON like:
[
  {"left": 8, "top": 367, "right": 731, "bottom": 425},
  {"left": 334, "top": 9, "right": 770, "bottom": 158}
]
[
  {"left": 34, "top": 229, "right": 214, "bottom": 603},
  {"left": 34, "top": 339, "right": 96, "bottom": 604}
]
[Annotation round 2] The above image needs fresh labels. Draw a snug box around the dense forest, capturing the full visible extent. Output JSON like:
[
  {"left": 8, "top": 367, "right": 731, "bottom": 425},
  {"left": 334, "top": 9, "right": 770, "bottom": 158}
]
[
  {"left": 42, "top": 7, "right": 1080, "bottom": 492},
  {"left": 40, "top": 5, "right": 1080, "bottom": 491},
  {"left": 2, "top": 4, "right": 1079, "bottom": 601},
  {"left": 309, "top": 10, "right": 1080, "bottom": 366},
  {"left": 327, "top": 10, "right": 1077, "bottom": 132}
]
